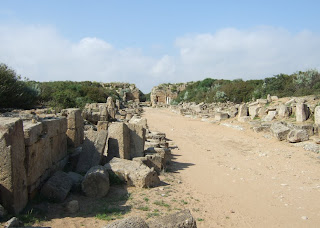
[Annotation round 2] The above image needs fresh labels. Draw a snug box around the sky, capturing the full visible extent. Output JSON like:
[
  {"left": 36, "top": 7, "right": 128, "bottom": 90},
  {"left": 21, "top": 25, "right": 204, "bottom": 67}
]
[{"left": 0, "top": 0, "right": 320, "bottom": 93}]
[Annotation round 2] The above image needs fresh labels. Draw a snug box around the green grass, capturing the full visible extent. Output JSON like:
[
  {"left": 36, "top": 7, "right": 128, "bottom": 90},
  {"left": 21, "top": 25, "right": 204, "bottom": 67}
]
[
  {"left": 143, "top": 197, "right": 149, "bottom": 203},
  {"left": 153, "top": 200, "right": 170, "bottom": 208},
  {"left": 18, "top": 209, "right": 46, "bottom": 226},
  {"left": 197, "top": 218, "right": 204, "bottom": 222},
  {"left": 147, "top": 209, "right": 160, "bottom": 218},
  {"left": 181, "top": 200, "right": 188, "bottom": 205},
  {"left": 137, "top": 206, "right": 149, "bottom": 211},
  {"left": 95, "top": 207, "right": 129, "bottom": 221}
]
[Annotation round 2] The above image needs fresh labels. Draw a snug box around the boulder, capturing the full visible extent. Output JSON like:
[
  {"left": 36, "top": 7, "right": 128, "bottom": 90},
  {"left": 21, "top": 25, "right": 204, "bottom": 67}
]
[
  {"left": 270, "top": 122, "right": 290, "bottom": 141},
  {"left": 67, "top": 172, "right": 84, "bottom": 192},
  {"left": 147, "top": 209, "right": 197, "bottom": 228},
  {"left": 287, "top": 130, "right": 309, "bottom": 143},
  {"left": 0, "top": 117, "right": 28, "bottom": 214},
  {"left": 102, "top": 216, "right": 149, "bottom": 228},
  {"left": 82, "top": 166, "right": 110, "bottom": 198},
  {"left": 133, "top": 153, "right": 164, "bottom": 174},
  {"left": 105, "top": 158, "right": 160, "bottom": 188},
  {"left": 66, "top": 200, "right": 79, "bottom": 214},
  {"left": 40, "top": 171, "right": 73, "bottom": 202}
]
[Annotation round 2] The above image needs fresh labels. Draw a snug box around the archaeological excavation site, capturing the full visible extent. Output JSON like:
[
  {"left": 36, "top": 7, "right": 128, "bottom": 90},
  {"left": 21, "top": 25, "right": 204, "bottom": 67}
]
[{"left": 1, "top": 72, "right": 320, "bottom": 228}]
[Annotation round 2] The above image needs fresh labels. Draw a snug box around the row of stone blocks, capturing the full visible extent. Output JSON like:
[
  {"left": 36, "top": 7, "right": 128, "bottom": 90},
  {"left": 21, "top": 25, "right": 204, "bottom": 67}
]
[{"left": 0, "top": 109, "right": 84, "bottom": 215}]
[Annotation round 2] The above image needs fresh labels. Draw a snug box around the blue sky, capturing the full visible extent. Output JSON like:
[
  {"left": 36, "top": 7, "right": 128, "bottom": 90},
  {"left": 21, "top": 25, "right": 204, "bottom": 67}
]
[{"left": 1, "top": 0, "right": 320, "bottom": 92}]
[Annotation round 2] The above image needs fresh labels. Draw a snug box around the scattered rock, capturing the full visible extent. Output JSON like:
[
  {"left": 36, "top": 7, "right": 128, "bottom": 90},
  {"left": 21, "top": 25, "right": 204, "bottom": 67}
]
[
  {"left": 82, "top": 165, "right": 110, "bottom": 198},
  {"left": 102, "top": 216, "right": 149, "bottom": 228},
  {"left": 147, "top": 209, "right": 197, "bottom": 228},
  {"left": 287, "top": 130, "right": 309, "bottom": 143},
  {"left": 301, "top": 216, "right": 308, "bottom": 220},
  {"left": 67, "top": 172, "right": 84, "bottom": 192},
  {"left": 5, "top": 217, "right": 23, "bottom": 228},
  {"left": 270, "top": 122, "right": 290, "bottom": 141},
  {"left": 105, "top": 157, "right": 160, "bottom": 188}
]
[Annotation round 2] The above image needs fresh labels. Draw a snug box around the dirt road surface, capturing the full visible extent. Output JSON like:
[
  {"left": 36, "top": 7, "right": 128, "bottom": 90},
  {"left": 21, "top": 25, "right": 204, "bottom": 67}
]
[{"left": 143, "top": 107, "right": 320, "bottom": 228}]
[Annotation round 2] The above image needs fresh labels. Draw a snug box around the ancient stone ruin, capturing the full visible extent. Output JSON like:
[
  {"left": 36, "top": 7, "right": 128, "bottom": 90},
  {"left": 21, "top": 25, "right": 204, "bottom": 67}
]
[{"left": 0, "top": 97, "right": 172, "bottom": 221}]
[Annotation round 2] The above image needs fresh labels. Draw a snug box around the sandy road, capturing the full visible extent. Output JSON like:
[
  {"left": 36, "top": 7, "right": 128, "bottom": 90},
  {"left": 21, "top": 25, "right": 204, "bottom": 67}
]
[{"left": 143, "top": 107, "right": 320, "bottom": 228}]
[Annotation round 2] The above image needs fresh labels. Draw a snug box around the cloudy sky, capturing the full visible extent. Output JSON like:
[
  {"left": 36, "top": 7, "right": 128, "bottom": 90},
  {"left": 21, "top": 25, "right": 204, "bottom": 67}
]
[{"left": 0, "top": 0, "right": 320, "bottom": 93}]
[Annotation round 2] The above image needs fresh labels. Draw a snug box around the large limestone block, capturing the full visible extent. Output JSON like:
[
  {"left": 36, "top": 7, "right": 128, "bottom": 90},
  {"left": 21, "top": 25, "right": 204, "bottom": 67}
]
[
  {"left": 76, "top": 129, "right": 108, "bottom": 173},
  {"left": 237, "top": 104, "right": 248, "bottom": 119},
  {"left": 105, "top": 158, "right": 160, "bottom": 188},
  {"left": 133, "top": 153, "right": 164, "bottom": 174},
  {"left": 278, "top": 105, "right": 291, "bottom": 117},
  {"left": 66, "top": 128, "right": 83, "bottom": 148},
  {"left": 51, "top": 133, "right": 68, "bottom": 164},
  {"left": 296, "top": 103, "right": 309, "bottom": 122},
  {"left": 97, "top": 121, "right": 109, "bottom": 131},
  {"left": 262, "top": 111, "right": 277, "bottom": 122},
  {"left": 249, "top": 106, "right": 260, "bottom": 119},
  {"left": 315, "top": 106, "right": 320, "bottom": 125},
  {"left": 0, "top": 118, "right": 28, "bottom": 214},
  {"left": 40, "top": 171, "right": 72, "bottom": 202},
  {"left": 287, "top": 130, "right": 309, "bottom": 143},
  {"left": 147, "top": 209, "right": 197, "bottom": 228},
  {"left": 106, "top": 123, "right": 130, "bottom": 161},
  {"left": 23, "top": 121, "right": 43, "bottom": 146},
  {"left": 42, "top": 117, "right": 67, "bottom": 137},
  {"left": 102, "top": 216, "right": 149, "bottom": 228},
  {"left": 82, "top": 166, "right": 110, "bottom": 198},
  {"left": 127, "top": 123, "right": 146, "bottom": 158},
  {"left": 215, "top": 112, "right": 229, "bottom": 121},
  {"left": 61, "top": 108, "right": 84, "bottom": 148},
  {"left": 270, "top": 122, "right": 290, "bottom": 141},
  {"left": 25, "top": 135, "right": 52, "bottom": 187},
  {"left": 107, "top": 97, "right": 116, "bottom": 119}
]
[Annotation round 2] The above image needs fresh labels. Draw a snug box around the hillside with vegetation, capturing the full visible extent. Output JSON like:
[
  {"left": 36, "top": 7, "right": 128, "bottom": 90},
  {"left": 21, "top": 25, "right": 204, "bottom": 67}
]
[{"left": 174, "top": 69, "right": 320, "bottom": 104}]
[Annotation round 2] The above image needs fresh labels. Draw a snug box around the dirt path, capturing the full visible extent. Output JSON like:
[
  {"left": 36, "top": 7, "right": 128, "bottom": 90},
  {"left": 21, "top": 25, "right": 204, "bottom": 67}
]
[{"left": 143, "top": 107, "right": 320, "bottom": 228}]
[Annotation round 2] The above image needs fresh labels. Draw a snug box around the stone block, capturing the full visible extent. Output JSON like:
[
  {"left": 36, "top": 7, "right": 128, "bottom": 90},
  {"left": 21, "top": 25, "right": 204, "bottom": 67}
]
[
  {"left": 270, "top": 122, "right": 290, "bottom": 141},
  {"left": 215, "top": 112, "right": 229, "bottom": 121},
  {"left": 42, "top": 117, "right": 67, "bottom": 137},
  {"left": 0, "top": 117, "right": 28, "bottom": 214},
  {"left": 76, "top": 130, "right": 108, "bottom": 173},
  {"left": 287, "top": 130, "right": 309, "bottom": 143},
  {"left": 102, "top": 216, "right": 149, "bottom": 228},
  {"left": 23, "top": 121, "right": 43, "bottom": 146},
  {"left": 127, "top": 123, "right": 146, "bottom": 158},
  {"left": 278, "top": 105, "right": 291, "bottom": 117},
  {"left": 105, "top": 158, "right": 160, "bottom": 188},
  {"left": 40, "top": 171, "right": 72, "bottom": 202},
  {"left": 296, "top": 103, "right": 309, "bottom": 122},
  {"left": 249, "top": 106, "right": 260, "bottom": 119},
  {"left": 106, "top": 123, "right": 130, "bottom": 161},
  {"left": 238, "top": 104, "right": 248, "bottom": 119},
  {"left": 263, "top": 111, "right": 277, "bottom": 122},
  {"left": 315, "top": 106, "right": 320, "bottom": 125},
  {"left": 97, "top": 121, "right": 109, "bottom": 131}
]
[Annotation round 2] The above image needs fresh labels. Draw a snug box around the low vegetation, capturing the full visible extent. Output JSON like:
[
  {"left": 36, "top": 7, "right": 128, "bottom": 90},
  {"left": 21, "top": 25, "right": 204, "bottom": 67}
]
[{"left": 174, "top": 69, "right": 320, "bottom": 104}]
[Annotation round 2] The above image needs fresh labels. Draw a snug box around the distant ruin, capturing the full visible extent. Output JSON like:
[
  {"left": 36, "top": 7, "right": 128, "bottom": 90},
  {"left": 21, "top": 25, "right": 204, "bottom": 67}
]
[{"left": 150, "top": 83, "right": 190, "bottom": 106}]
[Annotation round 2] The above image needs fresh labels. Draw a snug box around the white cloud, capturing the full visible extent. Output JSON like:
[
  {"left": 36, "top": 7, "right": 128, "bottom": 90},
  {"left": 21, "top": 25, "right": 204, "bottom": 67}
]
[{"left": 0, "top": 24, "right": 319, "bottom": 93}]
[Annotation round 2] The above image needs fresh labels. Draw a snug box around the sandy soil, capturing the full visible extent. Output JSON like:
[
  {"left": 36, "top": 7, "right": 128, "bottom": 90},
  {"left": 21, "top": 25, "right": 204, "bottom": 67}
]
[
  {"left": 2, "top": 107, "right": 320, "bottom": 228},
  {"left": 143, "top": 107, "right": 320, "bottom": 228}
]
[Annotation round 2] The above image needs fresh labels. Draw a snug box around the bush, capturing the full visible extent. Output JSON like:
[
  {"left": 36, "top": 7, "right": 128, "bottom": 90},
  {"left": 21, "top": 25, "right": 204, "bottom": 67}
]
[{"left": 0, "top": 63, "right": 39, "bottom": 109}]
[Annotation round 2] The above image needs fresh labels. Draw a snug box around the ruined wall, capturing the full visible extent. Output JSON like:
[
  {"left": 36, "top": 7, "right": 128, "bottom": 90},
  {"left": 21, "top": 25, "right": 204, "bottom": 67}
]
[
  {"left": 150, "top": 83, "right": 188, "bottom": 107},
  {"left": 102, "top": 82, "right": 140, "bottom": 102}
]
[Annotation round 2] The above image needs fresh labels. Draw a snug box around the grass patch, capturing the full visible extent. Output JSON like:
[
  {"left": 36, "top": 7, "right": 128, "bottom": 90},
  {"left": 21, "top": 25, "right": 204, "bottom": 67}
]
[
  {"left": 137, "top": 206, "right": 149, "bottom": 211},
  {"left": 95, "top": 207, "right": 129, "bottom": 221},
  {"left": 181, "top": 200, "right": 188, "bottom": 205},
  {"left": 153, "top": 200, "right": 170, "bottom": 208},
  {"left": 147, "top": 210, "right": 160, "bottom": 218},
  {"left": 197, "top": 218, "right": 204, "bottom": 222},
  {"left": 18, "top": 209, "right": 46, "bottom": 226},
  {"left": 143, "top": 197, "right": 149, "bottom": 203}
]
